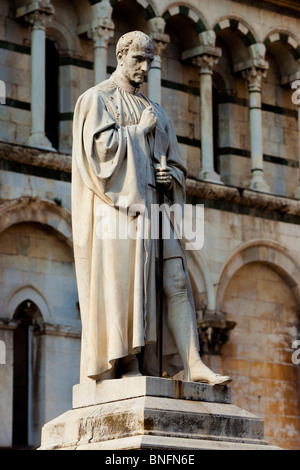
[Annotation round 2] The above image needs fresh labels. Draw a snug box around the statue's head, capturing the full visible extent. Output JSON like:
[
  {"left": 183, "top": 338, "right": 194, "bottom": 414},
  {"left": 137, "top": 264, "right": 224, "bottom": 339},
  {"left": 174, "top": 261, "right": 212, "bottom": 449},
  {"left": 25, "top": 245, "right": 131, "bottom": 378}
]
[{"left": 116, "top": 31, "right": 154, "bottom": 87}]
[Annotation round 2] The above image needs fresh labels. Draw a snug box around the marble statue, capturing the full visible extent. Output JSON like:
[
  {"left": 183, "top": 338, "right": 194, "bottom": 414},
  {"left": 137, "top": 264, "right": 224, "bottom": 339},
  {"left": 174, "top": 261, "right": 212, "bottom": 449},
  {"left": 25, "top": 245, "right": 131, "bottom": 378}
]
[{"left": 72, "top": 30, "right": 232, "bottom": 386}]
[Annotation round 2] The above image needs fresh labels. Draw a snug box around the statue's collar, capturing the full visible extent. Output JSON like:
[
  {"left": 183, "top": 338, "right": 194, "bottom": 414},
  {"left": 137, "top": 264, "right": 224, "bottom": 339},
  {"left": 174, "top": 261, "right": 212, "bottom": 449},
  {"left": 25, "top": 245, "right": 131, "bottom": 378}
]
[{"left": 111, "top": 72, "right": 140, "bottom": 95}]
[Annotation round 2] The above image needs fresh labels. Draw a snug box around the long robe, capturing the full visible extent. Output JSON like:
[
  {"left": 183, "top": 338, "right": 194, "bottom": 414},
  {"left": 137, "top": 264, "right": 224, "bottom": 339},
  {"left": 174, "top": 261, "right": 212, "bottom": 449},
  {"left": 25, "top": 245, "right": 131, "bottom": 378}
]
[{"left": 72, "top": 73, "right": 197, "bottom": 381}]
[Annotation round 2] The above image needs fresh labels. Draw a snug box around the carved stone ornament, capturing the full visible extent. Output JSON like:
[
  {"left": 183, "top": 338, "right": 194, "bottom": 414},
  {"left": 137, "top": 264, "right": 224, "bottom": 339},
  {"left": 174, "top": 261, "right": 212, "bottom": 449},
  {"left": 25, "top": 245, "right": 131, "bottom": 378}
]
[
  {"left": 25, "top": 9, "right": 53, "bottom": 30},
  {"left": 197, "top": 310, "right": 236, "bottom": 356},
  {"left": 193, "top": 54, "right": 219, "bottom": 75},
  {"left": 242, "top": 66, "right": 268, "bottom": 92},
  {"left": 88, "top": 19, "right": 115, "bottom": 49}
]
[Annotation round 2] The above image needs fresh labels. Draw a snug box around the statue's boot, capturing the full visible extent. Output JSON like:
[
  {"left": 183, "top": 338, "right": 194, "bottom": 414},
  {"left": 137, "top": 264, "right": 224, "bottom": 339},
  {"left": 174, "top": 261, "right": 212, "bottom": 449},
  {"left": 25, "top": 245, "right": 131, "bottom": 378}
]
[
  {"left": 120, "top": 354, "right": 143, "bottom": 378},
  {"left": 167, "top": 290, "right": 232, "bottom": 385}
]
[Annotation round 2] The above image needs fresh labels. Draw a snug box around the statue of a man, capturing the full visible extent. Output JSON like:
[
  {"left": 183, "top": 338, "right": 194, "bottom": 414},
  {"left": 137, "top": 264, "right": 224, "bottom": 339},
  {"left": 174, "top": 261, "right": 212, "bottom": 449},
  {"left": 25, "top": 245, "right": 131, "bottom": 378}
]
[{"left": 72, "top": 31, "right": 231, "bottom": 386}]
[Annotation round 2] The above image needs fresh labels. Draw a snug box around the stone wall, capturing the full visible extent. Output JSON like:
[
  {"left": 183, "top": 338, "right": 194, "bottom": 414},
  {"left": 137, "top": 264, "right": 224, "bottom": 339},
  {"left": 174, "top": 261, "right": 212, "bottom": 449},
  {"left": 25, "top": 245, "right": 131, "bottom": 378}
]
[{"left": 0, "top": 0, "right": 300, "bottom": 450}]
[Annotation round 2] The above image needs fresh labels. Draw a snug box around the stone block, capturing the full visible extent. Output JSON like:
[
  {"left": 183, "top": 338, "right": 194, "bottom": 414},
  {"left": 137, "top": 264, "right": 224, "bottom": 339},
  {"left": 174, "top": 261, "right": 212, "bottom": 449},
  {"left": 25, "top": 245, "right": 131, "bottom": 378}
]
[
  {"left": 39, "top": 376, "right": 281, "bottom": 450},
  {"left": 73, "top": 376, "right": 231, "bottom": 408}
]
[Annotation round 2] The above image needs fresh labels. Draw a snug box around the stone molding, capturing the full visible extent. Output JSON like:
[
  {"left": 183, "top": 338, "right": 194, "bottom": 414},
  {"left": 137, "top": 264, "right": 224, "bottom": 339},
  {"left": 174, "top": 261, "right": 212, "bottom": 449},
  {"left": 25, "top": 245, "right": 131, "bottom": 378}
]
[
  {"left": 1, "top": 143, "right": 300, "bottom": 217},
  {"left": 0, "top": 318, "right": 80, "bottom": 338},
  {"left": 0, "top": 142, "right": 72, "bottom": 173},
  {"left": 186, "top": 178, "right": 300, "bottom": 216}
]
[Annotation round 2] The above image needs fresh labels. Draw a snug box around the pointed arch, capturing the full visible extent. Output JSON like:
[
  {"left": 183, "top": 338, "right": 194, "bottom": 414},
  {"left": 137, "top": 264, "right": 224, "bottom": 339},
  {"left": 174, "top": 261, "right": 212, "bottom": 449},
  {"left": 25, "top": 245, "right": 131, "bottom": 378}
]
[{"left": 5, "top": 285, "right": 51, "bottom": 323}]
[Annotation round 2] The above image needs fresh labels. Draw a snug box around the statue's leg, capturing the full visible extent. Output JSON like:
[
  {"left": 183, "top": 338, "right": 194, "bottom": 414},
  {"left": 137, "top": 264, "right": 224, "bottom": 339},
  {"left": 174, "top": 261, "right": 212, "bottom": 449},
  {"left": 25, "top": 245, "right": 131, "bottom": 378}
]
[
  {"left": 120, "top": 354, "right": 142, "bottom": 378},
  {"left": 164, "top": 258, "right": 232, "bottom": 385}
]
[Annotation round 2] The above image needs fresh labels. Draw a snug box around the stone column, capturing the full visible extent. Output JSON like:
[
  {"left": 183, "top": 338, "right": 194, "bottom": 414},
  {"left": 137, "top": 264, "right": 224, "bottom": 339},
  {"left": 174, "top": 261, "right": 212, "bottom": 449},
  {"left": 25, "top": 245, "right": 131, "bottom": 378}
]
[
  {"left": 243, "top": 66, "right": 270, "bottom": 192},
  {"left": 194, "top": 54, "right": 222, "bottom": 183},
  {"left": 18, "top": 3, "right": 55, "bottom": 150},
  {"left": 148, "top": 19, "right": 170, "bottom": 105},
  {"left": 88, "top": 18, "right": 114, "bottom": 85}
]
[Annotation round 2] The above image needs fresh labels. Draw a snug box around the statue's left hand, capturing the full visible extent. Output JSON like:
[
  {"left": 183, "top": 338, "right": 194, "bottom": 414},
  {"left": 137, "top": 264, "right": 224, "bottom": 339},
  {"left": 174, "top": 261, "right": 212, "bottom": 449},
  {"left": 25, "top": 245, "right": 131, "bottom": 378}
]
[{"left": 155, "top": 165, "right": 173, "bottom": 188}]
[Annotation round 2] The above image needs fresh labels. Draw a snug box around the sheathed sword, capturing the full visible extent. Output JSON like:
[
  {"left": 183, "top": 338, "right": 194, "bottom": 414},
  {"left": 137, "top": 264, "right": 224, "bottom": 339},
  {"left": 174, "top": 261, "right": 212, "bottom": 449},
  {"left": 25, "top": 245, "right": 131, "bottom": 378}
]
[
  {"left": 148, "top": 154, "right": 167, "bottom": 378},
  {"left": 148, "top": 119, "right": 169, "bottom": 378},
  {"left": 156, "top": 155, "right": 167, "bottom": 378}
]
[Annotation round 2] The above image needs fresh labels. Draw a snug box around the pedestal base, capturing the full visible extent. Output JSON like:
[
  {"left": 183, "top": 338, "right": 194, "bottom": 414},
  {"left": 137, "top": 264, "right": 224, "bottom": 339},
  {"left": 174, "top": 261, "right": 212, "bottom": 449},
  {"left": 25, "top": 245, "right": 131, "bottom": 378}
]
[
  {"left": 249, "top": 171, "right": 271, "bottom": 193},
  {"left": 26, "top": 133, "right": 56, "bottom": 152},
  {"left": 39, "top": 377, "right": 280, "bottom": 450},
  {"left": 199, "top": 168, "right": 224, "bottom": 184}
]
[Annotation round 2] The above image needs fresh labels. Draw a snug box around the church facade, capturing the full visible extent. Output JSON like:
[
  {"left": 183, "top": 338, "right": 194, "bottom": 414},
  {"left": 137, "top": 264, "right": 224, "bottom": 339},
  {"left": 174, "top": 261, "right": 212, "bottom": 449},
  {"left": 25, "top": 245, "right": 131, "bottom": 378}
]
[{"left": 0, "top": 0, "right": 299, "bottom": 450}]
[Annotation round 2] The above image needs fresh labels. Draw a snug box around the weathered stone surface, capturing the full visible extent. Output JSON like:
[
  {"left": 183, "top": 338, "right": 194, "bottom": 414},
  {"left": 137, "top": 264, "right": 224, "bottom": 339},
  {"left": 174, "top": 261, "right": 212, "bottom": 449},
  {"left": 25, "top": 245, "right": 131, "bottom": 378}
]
[
  {"left": 39, "top": 377, "right": 281, "bottom": 450},
  {"left": 73, "top": 376, "right": 231, "bottom": 408}
]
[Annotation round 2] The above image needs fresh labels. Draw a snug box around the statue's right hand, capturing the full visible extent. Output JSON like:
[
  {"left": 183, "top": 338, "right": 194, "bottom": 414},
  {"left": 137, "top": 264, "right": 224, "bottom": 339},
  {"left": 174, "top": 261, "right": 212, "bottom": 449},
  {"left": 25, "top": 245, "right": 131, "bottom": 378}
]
[{"left": 139, "top": 106, "right": 158, "bottom": 135}]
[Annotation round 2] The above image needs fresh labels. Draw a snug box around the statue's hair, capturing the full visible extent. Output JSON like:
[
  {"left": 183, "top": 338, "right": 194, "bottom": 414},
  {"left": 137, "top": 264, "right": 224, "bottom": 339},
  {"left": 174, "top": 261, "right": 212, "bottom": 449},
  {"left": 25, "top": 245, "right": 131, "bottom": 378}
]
[{"left": 116, "top": 31, "right": 154, "bottom": 58}]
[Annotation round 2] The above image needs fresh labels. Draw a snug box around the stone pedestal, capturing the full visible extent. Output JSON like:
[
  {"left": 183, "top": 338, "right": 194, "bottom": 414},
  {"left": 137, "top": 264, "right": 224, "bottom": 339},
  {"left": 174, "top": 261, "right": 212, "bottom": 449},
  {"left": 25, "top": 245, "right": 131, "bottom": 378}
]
[{"left": 39, "top": 376, "right": 280, "bottom": 450}]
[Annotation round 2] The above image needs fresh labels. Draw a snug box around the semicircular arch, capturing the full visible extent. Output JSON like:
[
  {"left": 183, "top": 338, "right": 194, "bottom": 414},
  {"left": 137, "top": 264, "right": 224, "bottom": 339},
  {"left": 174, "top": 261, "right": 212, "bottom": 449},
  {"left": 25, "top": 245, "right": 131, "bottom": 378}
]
[
  {"left": 213, "top": 15, "right": 258, "bottom": 46},
  {"left": 216, "top": 239, "right": 300, "bottom": 311},
  {"left": 161, "top": 2, "right": 209, "bottom": 34},
  {"left": 0, "top": 198, "right": 72, "bottom": 247},
  {"left": 263, "top": 29, "right": 300, "bottom": 82}
]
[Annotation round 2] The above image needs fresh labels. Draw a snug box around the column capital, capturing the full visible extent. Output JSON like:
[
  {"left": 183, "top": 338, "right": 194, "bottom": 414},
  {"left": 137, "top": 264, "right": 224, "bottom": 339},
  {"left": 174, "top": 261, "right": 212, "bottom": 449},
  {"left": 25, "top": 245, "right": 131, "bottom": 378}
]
[
  {"left": 87, "top": 17, "right": 115, "bottom": 49},
  {"left": 25, "top": 9, "right": 53, "bottom": 30},
  {"left": 16, "top": 1, "right": 54, "bottom": 30},
  {"left": 242, "top": 66, "right": 268, "bottom": 92},
  {"left": 150, "top": 32, "right": 170, "bottom": 57},
  {"left": 182, "top": 45, "right": 221, "bottom": 70},
  {"left": 197, "top": 310, "right": 236, "bottom": 356},
  {"left": 193, "top": 54, "right": 219, "bottom": 75},
  {"left": 148, "top": 18, "right": 170, "bottom": 57}
]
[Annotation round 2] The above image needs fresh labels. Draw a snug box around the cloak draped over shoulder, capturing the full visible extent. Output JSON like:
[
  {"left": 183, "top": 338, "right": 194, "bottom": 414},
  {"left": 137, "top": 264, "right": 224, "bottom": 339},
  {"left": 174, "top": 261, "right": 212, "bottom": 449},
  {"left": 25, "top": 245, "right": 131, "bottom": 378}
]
[{"left": 72, "top": 74, "right": 192, "bottom": 381}]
